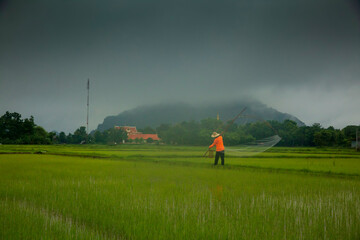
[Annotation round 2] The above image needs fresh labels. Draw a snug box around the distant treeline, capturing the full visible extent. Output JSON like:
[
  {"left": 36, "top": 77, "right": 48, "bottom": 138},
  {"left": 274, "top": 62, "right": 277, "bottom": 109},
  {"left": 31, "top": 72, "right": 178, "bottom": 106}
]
[
  {"left": 0, "top": 111, "right": 358, "bottom": 147},
  {"left": 0, "top": 112, "right": 52, "bottom": 144},
  {"left": 154, "top": 118, "right": 357, "bottom": 147},
  {"left": 0, "top": 112, "right": 129, "bottom": 145}
]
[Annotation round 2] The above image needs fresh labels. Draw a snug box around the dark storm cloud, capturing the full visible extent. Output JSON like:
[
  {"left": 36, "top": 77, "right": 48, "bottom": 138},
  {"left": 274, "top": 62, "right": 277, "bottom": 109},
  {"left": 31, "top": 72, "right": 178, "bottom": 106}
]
[{"left": 1, "top": 0, "right": 359, "bottom": 132}]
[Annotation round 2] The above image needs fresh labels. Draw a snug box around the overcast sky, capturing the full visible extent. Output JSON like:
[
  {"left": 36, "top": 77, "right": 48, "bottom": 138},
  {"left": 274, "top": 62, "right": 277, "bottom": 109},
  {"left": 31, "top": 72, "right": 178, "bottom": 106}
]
[{"left": 1, "top": 0, "right": 359, "bottom": 133}]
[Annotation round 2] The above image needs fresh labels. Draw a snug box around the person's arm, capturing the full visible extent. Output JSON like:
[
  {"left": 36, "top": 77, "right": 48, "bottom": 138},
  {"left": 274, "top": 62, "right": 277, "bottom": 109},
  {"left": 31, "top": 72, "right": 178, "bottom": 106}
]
[{"left": 209, "top": 138, "right": 218, "bottom": 149}]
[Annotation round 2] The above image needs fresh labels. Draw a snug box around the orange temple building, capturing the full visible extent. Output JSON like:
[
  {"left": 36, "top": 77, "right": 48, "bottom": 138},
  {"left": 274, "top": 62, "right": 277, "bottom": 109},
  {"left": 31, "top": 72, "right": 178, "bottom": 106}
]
[{"left": 114, "top": 126, "right": 160, "bottom": 141}]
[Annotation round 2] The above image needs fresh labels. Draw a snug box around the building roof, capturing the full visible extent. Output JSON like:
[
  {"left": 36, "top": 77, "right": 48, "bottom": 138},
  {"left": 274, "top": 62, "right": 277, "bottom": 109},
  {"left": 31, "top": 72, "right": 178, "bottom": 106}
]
[
  {"left": 115, "top": 125, "right": 160, "bottom": 141},
  {"left": 115, "top": 126, "right": 137, "bottom": 134}
]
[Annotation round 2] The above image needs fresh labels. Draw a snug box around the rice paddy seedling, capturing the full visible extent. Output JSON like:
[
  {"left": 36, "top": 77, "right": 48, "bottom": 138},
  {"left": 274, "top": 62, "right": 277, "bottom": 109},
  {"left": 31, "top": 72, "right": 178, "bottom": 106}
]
[{"left": 0, "top": 145, "right": 359, "bottom": 239}]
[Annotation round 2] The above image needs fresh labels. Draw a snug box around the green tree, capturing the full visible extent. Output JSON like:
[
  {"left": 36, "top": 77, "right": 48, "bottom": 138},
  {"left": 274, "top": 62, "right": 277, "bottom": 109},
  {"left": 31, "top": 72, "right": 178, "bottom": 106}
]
[
  {"left": 93, "top": 130, "right": 105, "bottom": 144},
  {"left": 142, "top": 126, "right": 156, "bottom": 134},
  {"left": 314, "top": 130, "right": 333, "bottom": 147},
  {"left": 246, "top": 121, "right": 274, "bottom": 140},
  {"left": 0, "top": 111, "right": 42, "bottom": 144},
  {"left": 58, "top": 132, "right": 67, "bottom": 143},
  {"left": 156, "top": 124, "right": 171, "bottom": 143},
  {"left": 67, "top": 133, "right": 74, "bottom": 143},
  {"left": 48, "top": 131, "right": 58, "bottom": 144},
  {"left": 200, "top": 118, "right": 223, "bottom": 132},
  {"left": 30, "top": 126, "right": 51, "bottom": 144},
  {"left": 279, "top": 120, "right": 299, "bottom": 146},
  {"left": 223, "top": 131, "right": 241, "bottom": 146},
  {"left": 134, "top": 138, "right": 145, "bottom": 144},
  {"left": 0, "top": 112, "right": 34, "bottom": 143},
  {"left": 342, "top": 125, "right": 359, "bottom": 146},
  {"left": 107, "top": 128, "right": 127, "bottom": 144},
  {"left": 73, "top": 126, "right": 87, "bottom": 144},
  {"left": 334, "top": 130, "right": 347, "bottom": 146},
  {"left": 225, "top": 127, "right": 255, "bottom": 145}
]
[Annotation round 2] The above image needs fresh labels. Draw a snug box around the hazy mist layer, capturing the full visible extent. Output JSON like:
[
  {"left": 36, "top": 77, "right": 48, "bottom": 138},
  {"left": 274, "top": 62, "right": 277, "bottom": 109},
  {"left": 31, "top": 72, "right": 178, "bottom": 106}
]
[{"left": 1, "top": 0, "right": 359, "bottom": 133}]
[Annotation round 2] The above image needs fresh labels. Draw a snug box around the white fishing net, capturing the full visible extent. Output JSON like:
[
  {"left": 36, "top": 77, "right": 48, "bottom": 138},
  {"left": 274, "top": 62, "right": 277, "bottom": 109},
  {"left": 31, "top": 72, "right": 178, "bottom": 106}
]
[{"left": 226, "top": 135, "right": 281, "bottom": 157}]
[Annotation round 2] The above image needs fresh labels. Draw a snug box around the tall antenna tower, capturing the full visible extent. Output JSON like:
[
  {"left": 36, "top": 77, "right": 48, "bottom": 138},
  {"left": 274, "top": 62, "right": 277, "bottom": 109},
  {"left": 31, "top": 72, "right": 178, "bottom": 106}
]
[{"left": 87, "top": 79, "right": 90, "bottom": 136}]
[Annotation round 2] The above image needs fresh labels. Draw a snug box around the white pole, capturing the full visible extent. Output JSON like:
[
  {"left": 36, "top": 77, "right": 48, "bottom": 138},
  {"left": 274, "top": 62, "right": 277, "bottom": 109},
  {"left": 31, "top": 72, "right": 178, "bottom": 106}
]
[{"left": 87, "top": 79, "right": 90, "bottom": 136}]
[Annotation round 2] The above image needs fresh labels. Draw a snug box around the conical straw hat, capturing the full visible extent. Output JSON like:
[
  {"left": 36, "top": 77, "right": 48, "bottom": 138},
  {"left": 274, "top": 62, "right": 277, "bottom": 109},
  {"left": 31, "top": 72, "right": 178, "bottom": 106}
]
[{"left": 211, "top": 132, "right": 220, "bottom": 138}]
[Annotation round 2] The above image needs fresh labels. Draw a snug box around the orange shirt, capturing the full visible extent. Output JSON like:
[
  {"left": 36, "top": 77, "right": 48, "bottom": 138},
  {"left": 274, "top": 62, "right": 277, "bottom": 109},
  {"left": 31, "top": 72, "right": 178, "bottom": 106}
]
[{"left": 209, "top": 136, "right": 225, "bottom": 151}]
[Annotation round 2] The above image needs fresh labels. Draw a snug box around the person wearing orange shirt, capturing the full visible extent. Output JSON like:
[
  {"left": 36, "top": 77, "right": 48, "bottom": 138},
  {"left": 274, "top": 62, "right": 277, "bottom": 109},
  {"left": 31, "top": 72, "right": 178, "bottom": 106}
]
[{"left": 209, "top": 132, "right": 225, "bottom": 165}]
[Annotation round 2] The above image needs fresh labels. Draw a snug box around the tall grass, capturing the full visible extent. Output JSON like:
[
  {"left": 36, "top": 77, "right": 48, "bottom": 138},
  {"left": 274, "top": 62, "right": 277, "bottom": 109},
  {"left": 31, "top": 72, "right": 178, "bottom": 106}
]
[
  {"left": 1, "top": 145, "right": 360, "bottom": 176},
  {"left": 1, "top": 152, "right": 359, "bottom": 239}
]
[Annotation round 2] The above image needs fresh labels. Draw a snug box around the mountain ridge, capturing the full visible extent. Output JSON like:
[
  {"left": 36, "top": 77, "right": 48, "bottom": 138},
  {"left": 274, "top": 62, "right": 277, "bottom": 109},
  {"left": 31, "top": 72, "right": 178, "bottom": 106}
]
[{"left": 96, "top": 100, "right": 304, "bottom": 131}]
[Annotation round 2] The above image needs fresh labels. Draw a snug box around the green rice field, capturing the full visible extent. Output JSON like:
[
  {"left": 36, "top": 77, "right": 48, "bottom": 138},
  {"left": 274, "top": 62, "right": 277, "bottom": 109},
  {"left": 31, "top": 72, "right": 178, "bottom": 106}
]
[{"left": 0, "top": 144, "right": 359, "bottom": 239}]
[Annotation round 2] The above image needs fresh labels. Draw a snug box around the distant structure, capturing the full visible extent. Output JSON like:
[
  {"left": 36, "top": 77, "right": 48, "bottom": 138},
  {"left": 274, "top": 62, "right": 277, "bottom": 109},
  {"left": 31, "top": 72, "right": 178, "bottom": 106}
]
[
  {"left": 86, "top": 79, "right": 90, "bottom": 135},
  {"left": 115, "top": 126, "right": 160, "bottom": 141},
  {"left": 217, "top": 113, "right": 219, "bottom": 121}
]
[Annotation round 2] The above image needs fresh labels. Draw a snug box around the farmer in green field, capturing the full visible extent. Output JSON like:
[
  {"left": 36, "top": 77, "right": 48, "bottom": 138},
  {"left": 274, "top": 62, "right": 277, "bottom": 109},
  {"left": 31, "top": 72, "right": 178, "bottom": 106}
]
[{"left": 209, "top": 132, "right": 225, "bottom": 165}]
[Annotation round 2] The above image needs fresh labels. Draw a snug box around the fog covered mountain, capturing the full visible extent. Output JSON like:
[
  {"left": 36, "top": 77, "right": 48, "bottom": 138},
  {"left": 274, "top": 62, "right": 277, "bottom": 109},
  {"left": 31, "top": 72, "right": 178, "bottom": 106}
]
[{"left": 96, "top": 100, "right": 304, "bottom": 131}]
